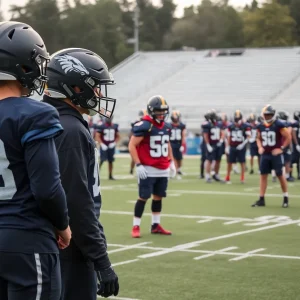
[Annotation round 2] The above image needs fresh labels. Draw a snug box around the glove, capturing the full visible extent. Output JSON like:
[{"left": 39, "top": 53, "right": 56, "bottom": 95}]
[
  {"left": 179, "top": 145, "right": 184, "bottom": 153},
  {"left": 136, "top": 164, "right": 148, "bottom": 179},
  {"left": 225, "top": 146, "right": 230, "bottom": 154},
  {"left": 236, "top": 140, "right": 247, "bottom": 150},
  {"left": 296, "top": 145, "right": 300, "bottom": 153},
  {"left": 108, "top": 142, "right": 116, "bottom": 149},
  {"left": 169, "top": 160, "right": 176, "bottom": 178},
  {"left": 96, "top": 266, "right": 119, "bottom": 298},
  {"left": 206, "top": 143, "right": 213, "bottom": 153},
  {"left": 101, "top": 143, "right": 108, "bottom": 151},
  {"left": 217, "top": 139, "right": 223, "bottom": 147}
]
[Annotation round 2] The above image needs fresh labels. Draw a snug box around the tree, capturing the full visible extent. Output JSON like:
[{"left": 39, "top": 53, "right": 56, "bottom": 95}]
[{"left": 243, "top": 0, "right": 297, "bottom": 47}]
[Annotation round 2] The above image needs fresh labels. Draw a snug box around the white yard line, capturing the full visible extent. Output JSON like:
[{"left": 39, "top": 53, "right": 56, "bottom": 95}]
[
  {"left": 197, "top": 219, "right": 213, "bottom": 224},
  {"left": 108, "top": 242, "right": 151, "bottom": 254},
  {"left": 229, "top": 248, "right": 266, "bottom": 261},
  {"left": 223, "top": 220, "right": 244, "bottom": 225},
  {"left": 97, "top": 297, "right": 141, "bottom": 300},
  {"left": 112, "top": 259, "right": 140, "bottom": 267},
  {"left": 138, "top": 220, "right": 299, "bottom": 259},
  {"left": 194, "top": 247, "right": 238, "bottom": 260}
]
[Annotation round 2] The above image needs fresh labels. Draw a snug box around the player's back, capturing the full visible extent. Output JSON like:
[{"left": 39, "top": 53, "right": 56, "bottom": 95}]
[
  {"left": 98, "top": 122, "right": 119, "bottom": 145},
  {"left": 0, "top": 97, "right": 62, "bottom": 252},
  {"left": 170, "top": 122, "right": 185, "bottom": 146}
]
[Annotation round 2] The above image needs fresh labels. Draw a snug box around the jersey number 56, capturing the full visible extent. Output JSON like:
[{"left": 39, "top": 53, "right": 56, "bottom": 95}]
[{"left": 150, "top": 135, "right": 169, "bottom": 158}]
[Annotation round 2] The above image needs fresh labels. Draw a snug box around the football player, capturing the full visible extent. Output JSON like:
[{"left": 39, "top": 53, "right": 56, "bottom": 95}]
[
  {"left": 277, "top": 111, "right": 294, "bottom": 182},
  {"left": 252, "top": 105, "right": 291, "bottom": 208},
  {"left": 96, "top": 116, "right": 120, "bottom": 180},
  {"left": 43, "top": 48, "right": 119, "bottom": 300},
  {"left": 248, "top": 113, "right": 260, "bottom": 174},
  {"left": 202, "top": 110, "right": 224, "bottom": 183},
  {"left": 291, "top": 111, "right": 300, "bottom": 179},
  {"left": 200, "top": 111, "right": 210, "bottom": 179},
  {"left": 169, "top": 110, "right": 186, "bottom": 179},
  {"left": 129, "top": 95, "right": 176, "bottom": 238},
  {"left": 0, "top": 21, "right": 71, "bottom": 299},
  {"left": 225, "top": 110, "right": 251, "bottom": 184},
  {"left": 129, "top": 109, "right": 147, "bottom": 175}
]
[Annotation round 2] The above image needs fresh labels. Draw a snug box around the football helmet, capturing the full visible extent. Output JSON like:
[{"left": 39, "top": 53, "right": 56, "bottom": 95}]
[
  {"left": 248, "top": 113, "right": 256, "bottom": 122},
  {"left": 277, "top": 111, "right": 289, "bottom": 121},
  {"left": 233, "top": 110, "right": 243, "bottom": 123},
  {"left": 138, "top": 109, "right": 147, "bottom": 120},
  {"left": 46, "top": 48, "right": 116, "bottom": 117},
  {"left": 204, "top": 110, "right": 211, "bottom": 122},
  {"left": 262, "top": 104, "right": 276, "bottom": 123},
  {"left": 293, "top": 111, "right": 300, "bottom": 121},
  {"left": 0, "top": 21, "right": 49, "bottom": 95},
  {"left": 171, "top": 110, "right": 181, "bottom": 123},
  {"left": 209, "top": 109, "right": 218, "bottom": 123},
  {"left": 147, "top": 95, "right": 169, "bottom": 123}
]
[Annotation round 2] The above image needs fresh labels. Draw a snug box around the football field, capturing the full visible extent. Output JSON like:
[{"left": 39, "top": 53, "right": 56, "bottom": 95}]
[{"left": 99, "top": 156, "right": 300, "bottom": 300}]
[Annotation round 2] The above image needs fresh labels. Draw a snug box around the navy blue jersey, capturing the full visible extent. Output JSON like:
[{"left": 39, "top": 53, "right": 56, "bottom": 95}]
[
  {"left": 201, "top": 121, "right": 223, "bottom": 144},
  {"left": 291, "top": 120, "right": 300, "bottom": 144},
  {"left": 43, "top": 97, "right": 110, "bottom": 270},
  {"left": 169, "top": 122, "right": 186, "bottom": 147},
  {"left": 257, "top": 120, "right": 287, "bottom": 153},
  {"left": 227, "top": 122, "right": 251, "bottom": 147},
  {"left": 97, "top": 122, "right": 119, "bottom": 146},
  {"left": 0, "top": 97, "right": 68, "bottom": 253},
  {"left": 249, "top": 122, "right": 259, "bottom": 144},
  {"left": 133, "top": 116, "right": 171, "bottom": 169}
]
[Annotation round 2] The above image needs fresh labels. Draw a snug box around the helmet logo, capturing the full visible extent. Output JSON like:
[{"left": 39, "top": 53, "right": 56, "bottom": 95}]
[{"left": 55, "top": 54, "right": 89, "bottom": 75}]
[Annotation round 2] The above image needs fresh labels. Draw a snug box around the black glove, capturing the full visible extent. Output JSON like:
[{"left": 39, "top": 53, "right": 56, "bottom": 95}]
[{"left": 96, "top": 266, "right": 119, "bottom": 298}]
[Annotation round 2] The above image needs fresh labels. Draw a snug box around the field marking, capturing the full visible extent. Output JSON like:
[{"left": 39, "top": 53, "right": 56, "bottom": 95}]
[
  {"left": 108, "top": 242, "right": 151, "bottom": 254},
  {"left": 102, "top": 210, "right": 300, "bottom": 225},
  {"left": 138, "top": 220, "right": 299, "bottom": 259},
  {"left": 101, "top": 186, "right": 300, "bottom": 198},
  {"left": 194, "top": 247, "right": 237, "bottom": 260},
  {"left": 112, "top": 259, "right": 139, "bottom": 267},
  {"left": 108, "top": 243, "right": 300, "bottom": 262},
  {"left": 229, "top": 248, "right": 265, "bottom": 261}
]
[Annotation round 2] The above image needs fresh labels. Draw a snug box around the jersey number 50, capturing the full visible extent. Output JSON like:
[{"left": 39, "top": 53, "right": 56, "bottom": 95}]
[
  {"left": 150, "top": 135, "right": 169, "bottom": 157},
  {"left": 261, "top": 131, "right": 276, "bottom": 147}
]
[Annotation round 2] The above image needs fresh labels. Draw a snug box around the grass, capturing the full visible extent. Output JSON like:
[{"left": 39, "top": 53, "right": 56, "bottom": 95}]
[{"left": 98, "top": 155, "right": 300, "bottom": 300}]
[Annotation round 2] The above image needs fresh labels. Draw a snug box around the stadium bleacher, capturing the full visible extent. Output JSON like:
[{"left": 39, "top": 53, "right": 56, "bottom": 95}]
[{"left": 109, "top": 47, "right": 300, "bottom": 130}]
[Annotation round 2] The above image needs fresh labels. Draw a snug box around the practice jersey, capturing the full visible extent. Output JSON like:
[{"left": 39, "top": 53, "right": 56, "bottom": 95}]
[
  {"left": 0, "top": 97, "right": 65, "bottom": 253},
  {"left": 132, "top": 116, "right": 171, "bottom": 176},
  {"left": 257, "top": 120, "right": 287, "bottom": 153},
  {"left": 249, "top": 122, "right": 259, "bottom": 144},
  {"left": 169, "top": 122, "right": 186, "bottom": 147},
  {"left": 201, "top": 121, "right": 223, "bottom": 144},
  {"left": 97, "top": 122, "right": 119, "bottom": 146},
  {"left": 227, "top": 122, "right": 251, "bottom": 147},
  {"left": 291, "top": 120, "right": 300, "bottom": 144}
]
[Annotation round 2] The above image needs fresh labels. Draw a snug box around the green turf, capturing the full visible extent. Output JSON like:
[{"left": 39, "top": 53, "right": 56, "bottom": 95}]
[{"left": 98, "top": 156, "right": 300, "bottom": 300}]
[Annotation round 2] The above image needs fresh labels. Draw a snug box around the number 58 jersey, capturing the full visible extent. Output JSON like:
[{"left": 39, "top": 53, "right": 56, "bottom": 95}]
[{"left": 132, "top": 116, "right": 171, "bottom": 172}]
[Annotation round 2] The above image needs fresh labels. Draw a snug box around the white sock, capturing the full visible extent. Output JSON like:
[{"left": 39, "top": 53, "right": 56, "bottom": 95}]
[
  {"left": 133, "top": 217, "right": 141, "bottom": 226},
  {"left": 283, "top": 192, "right": 288, "bottom": 197},
  {"left": 205, "top": 173, "right": 210, "bottom": 180},
  {"left": 271, "top": 170, "right": 275, "bottom": 177},
  {"left": 285, "top": 173, "right": 289, "bottom": 179},
  {"left": 152, "top": 214, "right": 160, "bottom": 224},
  {"left": 233, "top": 165, "right": 238, "bottom": 171}
]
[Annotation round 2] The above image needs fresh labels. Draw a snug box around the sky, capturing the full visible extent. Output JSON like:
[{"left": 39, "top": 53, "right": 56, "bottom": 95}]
[{"left": 1, "top": 0, "right": 255, "bottom": 20}]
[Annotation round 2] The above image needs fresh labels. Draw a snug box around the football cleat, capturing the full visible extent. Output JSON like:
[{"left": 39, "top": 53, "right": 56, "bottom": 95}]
[
  {"left": 251, "top": 200, "right": 265, "bottom": 207},
  {"left": 249, "top": 169, "right": 254, "bottom": 175},
  {"left": 131, "top": 226, "right": 141, "bottom": 238},
  {"left": 282, "top": 197, "right": 289, "bottom": 208},
  {"left": 151, "top": 224, "right": 172, "bottom": 235}
]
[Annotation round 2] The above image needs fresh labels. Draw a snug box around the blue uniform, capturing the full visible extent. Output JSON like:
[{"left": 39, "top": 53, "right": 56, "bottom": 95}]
[
  {"left": 132, "top": 117, "right": 171, "bottom": 199},
  {"left": 291, "top": 120, "right": 300, "bottom": 164},
  {"left": 0, "top": 97, "right": 68, "bottom": 300},
  {"left": 227, "top": 122, "right": 251, "bottom": 163},
  {"left": 257, "top": 120, "right": 287, "bottom": 175},
  {"left": 169, "top": 122, "right": 185, "bottom": 161},
  {"left": 250, "top": 122, "right": 259, "bottom": 157},
  {"left": 201, "top": 121, "right": 223, "bottom": 161},
  {"left": 97, "top": 122, "right": 119, "bottom": 162}
]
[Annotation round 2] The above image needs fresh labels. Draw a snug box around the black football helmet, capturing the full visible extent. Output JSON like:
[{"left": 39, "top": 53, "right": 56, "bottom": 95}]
[
  {"left": 204, "top": 110, "right": 211, "bottom": 121},
  {"left": 294, "top": 111, "right": 300, "bottom": 121},
  {"left": 233, "top": 110, "right": 243, "bottom": 123},
  {"left": 277, "top": 111, "right": 289, "bottom": 121},
  {"left": 147, "top": 95, "right": 169, "bottom": 123},
  {"left": 0, "top": 21, "right": 49, "bottom": 95},
  {"left": 209, "top": 109, "right": 218, "bottom": 123},
  {"left": 171, "top": 110, "right": 181, "bottom": 123},
  {"left": 262, "top": 104, "right": 276, "bottom": 123},
  {"left": 45, "top": 48, "right": 116, "bottom": 117}
]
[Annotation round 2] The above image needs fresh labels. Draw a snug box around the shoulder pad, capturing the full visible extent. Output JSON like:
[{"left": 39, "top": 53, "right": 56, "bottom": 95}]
[
  {"left": 132, "top": 120, "right": 152, "bottom": 136},
  {"left": 20, "top": 99, "right": 63, "bottom": 146}
]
